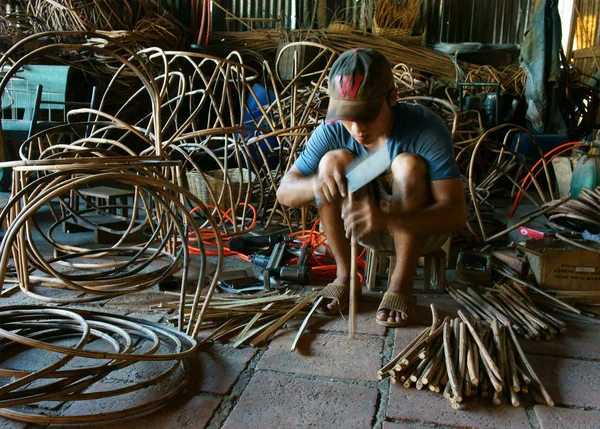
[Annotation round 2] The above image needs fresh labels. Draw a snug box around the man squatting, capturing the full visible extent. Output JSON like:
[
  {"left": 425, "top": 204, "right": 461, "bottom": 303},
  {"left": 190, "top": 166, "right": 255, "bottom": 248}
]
[{"left": 277, "top": 48, "right": 468, "bottom": 327}]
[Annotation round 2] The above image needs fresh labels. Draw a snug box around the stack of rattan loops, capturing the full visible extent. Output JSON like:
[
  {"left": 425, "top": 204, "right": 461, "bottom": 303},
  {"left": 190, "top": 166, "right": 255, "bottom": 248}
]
[{"left": 0, "top": 306, "right": 197, "bottom": 425}]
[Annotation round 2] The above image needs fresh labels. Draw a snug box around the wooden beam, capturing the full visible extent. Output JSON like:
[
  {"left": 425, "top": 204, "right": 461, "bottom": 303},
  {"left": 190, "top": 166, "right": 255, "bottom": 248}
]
[{"left": 573, "top": 45, "right": 600, "bottom": 59}]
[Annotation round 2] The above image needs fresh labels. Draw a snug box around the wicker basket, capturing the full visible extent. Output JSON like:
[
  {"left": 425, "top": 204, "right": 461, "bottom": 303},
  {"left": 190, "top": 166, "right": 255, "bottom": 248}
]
[
  {"left": 372, "top": 17, "right": 423, "bottom": 45},
  {"left": 186, "top": 169, "right": 252, "bottom": 206}
]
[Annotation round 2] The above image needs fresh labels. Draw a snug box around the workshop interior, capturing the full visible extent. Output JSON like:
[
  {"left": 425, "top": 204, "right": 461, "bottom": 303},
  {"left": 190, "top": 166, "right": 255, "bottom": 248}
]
[{"left": 0, "top": 0, "right": 600, "bottom": 428}]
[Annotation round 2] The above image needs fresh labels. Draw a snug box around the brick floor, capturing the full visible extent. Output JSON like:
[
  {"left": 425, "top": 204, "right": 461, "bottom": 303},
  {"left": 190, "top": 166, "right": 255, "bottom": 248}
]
[
  {"left": 290, "top": 289, "right": 386, "bottom": 336},
  {"left": 125, "top": 312, "right": 166, "bottom": 324},
  {"left": 105, "top": 359, "right": 176, "bottom": 385},
  {"left": 527, "top": 355, "right": 600, "bottom": 409},
  {"left": 4, "top": 268, "right": 600, "bottom": 429},
  {"left": 104, "top": 290, "right": 171, "bottom": 313},
  {"left": 386, "top": 385, "right": 531, "bottom": 429},
  {"left": 221, "top": 371, "right": 378, "bottom": 429},
  {"left": 50, "top": 393, "right": 220, "bottom": 429},
  {"left": 519, "top": 321, "right": 600, "bottom": 360},
  {"left": 257, "top": 330, "right": 384, "bottom": 382},
  {"left": 534, "top": 405, "right": 600, "bottom": 429},
  {"left": 60, "top": 377, "right": 183, "bottom": 420},
  {"left": 383, "top": 422, "right": 439, "bottom": 429},
  {"left": 187, "top": 343, "right": 257, "bottom": 395}
]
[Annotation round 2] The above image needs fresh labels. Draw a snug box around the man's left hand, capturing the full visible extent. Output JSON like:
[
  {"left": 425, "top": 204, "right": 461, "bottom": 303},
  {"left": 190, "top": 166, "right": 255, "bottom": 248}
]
[{"left": 342, "top": 197, "right": 387, "bottom": 243}]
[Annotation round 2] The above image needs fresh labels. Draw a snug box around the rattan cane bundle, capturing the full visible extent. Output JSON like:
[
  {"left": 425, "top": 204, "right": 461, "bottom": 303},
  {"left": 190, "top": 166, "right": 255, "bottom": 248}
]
[{"left": 372, "top": 0, "right": 423, "bottom": 38}]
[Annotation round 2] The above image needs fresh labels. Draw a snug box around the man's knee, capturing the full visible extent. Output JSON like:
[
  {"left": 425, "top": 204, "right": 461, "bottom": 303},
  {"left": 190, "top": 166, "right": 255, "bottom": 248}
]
[
  {"left": 390, "top": 153, "right": 428, "bottom": 182},
  {"left": 388, "top": 153, "right": 430, "bottom": 209}
]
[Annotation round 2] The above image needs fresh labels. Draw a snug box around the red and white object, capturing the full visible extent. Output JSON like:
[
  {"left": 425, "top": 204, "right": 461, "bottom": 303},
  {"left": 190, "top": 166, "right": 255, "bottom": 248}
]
[{"left": 518, "top": 227, "right": 546, "bottom": 240}]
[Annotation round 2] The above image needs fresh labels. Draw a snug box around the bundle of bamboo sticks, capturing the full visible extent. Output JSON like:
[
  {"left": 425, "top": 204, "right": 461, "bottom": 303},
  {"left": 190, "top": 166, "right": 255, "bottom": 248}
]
[
  {"left": 208, "top": 29, "right": 474, "bottom": 79},
  {"left": 379, "top": 306, "right": 554, "bottom": 409},
  {"left": 546, "top": 186, "right": 600, "bottom": 233},
  {"left": 157, "top": 290, "right": 315, "bottom": 348},
  {"left": 447, "top": 284, "right": 567, "bottom": 341},
  {"left": 530, "top": 291, "right": 600, "bottom": 319}
]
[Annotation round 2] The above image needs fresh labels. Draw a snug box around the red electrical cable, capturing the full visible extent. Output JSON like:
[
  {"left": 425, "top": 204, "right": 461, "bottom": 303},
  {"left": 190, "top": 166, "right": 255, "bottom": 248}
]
[
  {"left": 187, "top": 203, "right": 257, "bottom": 262},
  {"left": 196, "top": 0, "right": 211, "bottom": 46},
  {"left": 287, "top": 218, "right": 366, "bottom": 283},
  {"left": 187, "top": 208, "right": 369, "bottom": 283},
  {"left": 190, "top": 0, "right": 197, "bottom": 41},
  {"left": 508, "top": 142, "right": 584, "bottom": 218},
  {"left": 197, "top": 0, "right": 205, "bottom": 46}
]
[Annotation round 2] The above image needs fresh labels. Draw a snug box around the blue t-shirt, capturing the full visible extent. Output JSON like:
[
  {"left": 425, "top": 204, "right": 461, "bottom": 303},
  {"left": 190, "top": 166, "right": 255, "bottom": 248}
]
[{"left": 294, "top": 102, "right": 460, "bottom": 182}]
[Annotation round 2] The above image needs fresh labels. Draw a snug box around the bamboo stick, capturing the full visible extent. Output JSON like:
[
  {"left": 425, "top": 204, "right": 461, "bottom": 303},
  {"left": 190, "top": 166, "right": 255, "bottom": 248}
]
[
  {"left": 456, "top": 321, "right": 467, "bottom": 402},
  {"left": 466, "top": 287, "right": 513, "bottom": 327},
  {"left": 497, "top": 268, "right": 583, "bottom": 315},
  {"left": 251, "top": 293, "right": 315, "bottom": 346},
  {"left": 291, "top": 296, "right": 323, "bottom": 352},
  {"left": 506, "top": 339, "right": 521, "bottom": 393},
  {"left": 507, "top": 325, "right": 554, "bottom": 407},
  {"left": 429, "top": 361, "right": 445, "bottom": 392},
  {"left": 443, "top": 320, "right": 461, "bottom": 402},
  {"left": 419, "top": 343, "right": 444, "bottom": 385},
  {"left": 458, "top": 310, "right": 502, "bottom": 382},
  {"left": 378, "top": 327, "right": 430, "bottom": 379}
]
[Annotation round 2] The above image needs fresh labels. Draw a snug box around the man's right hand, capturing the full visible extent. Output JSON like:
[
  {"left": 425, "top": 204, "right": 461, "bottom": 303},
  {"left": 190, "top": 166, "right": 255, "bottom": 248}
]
[{"left": 313, "top": 149, "right": 353, "bottom": 203}]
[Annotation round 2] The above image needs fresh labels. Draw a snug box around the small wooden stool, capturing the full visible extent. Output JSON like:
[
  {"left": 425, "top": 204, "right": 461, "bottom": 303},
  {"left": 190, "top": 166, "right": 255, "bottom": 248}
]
[
  {"left": 365, "top": 247, "right": 446, "bottom": 293},
  {"left": 78, "top": 186, "right": 134, "bottom": 217}
]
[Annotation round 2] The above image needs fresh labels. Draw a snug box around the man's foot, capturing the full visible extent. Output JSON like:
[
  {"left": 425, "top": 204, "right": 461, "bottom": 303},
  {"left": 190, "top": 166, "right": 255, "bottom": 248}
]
[
  {"left": 376, "top": 292, "right": 416, "bottom": 327},
  {"left": 316, "top": 276, "right": 359, "bottom": 315}
]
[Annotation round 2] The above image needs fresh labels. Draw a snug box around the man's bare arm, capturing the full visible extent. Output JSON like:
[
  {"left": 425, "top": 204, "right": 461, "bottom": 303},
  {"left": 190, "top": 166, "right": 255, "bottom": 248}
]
[
  {"left": 277, "top": 150, "right": 354, "bottom": 208},
  {"left": 276, "top": 165, "right": 316, "bottom": 208}
]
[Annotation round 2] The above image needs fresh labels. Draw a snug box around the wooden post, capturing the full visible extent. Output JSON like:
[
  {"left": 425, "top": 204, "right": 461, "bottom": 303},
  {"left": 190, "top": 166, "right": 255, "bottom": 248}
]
[{"left": 318, "top": 0, "right": 326, "bottom": 28}]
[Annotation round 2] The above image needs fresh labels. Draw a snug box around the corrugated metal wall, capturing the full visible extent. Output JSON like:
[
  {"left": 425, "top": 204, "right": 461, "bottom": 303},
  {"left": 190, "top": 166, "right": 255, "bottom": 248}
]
[{"left": 423, "top": 0, "right": 534, "bottom": 44}]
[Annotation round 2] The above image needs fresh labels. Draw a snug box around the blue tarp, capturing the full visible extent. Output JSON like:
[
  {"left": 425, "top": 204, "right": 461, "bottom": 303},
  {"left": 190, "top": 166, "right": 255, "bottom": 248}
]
[{"left": 519, "top": 0, "right": 567, "bottom": 134}]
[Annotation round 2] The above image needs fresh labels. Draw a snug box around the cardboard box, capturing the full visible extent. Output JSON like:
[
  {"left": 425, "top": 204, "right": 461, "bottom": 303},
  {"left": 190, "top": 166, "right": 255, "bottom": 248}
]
[{"left": 524, "top": 238, "right": 600, "bottom": 291}]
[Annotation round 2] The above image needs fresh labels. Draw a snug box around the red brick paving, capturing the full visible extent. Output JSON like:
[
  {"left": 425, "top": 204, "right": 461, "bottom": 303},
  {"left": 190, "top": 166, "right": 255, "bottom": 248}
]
[
  {"left": 527, "top": 355, "right": 600, "bottom": 409},
  {"left": 221, "top": 371, "right": 378, "bottom": 429},
  {"left": 257, "top": 330, "right": 384, "bottom": 382},
  {"left": 187, "top": 342, "right": 257, "bottom": 394},
  {"left": 386, "top": 384, "right": 531, "bottom": 429},
  {"left": 2, "top": 279, "right": 600, "bottom": 428},
  {"left": 534, "top": 405, "right": 600, "bottom": 429}
]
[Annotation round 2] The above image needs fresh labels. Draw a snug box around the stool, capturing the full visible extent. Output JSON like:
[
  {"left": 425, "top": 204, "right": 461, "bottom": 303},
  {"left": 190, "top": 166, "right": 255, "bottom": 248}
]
[
  {"left": 78, "top": 186, "right": 134, "bottom": 217},
  {"left": 365, "top": 247, "right": 446, "bottom": 293}
]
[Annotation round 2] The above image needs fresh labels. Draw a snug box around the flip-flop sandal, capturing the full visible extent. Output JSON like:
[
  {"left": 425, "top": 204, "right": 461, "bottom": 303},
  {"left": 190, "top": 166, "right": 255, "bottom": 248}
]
[
  {"left": 315, "top": 282, "right": 360, "bottom": 315},
  {"left": 376, "top": 292, "right": 416, "bottom": 327}
]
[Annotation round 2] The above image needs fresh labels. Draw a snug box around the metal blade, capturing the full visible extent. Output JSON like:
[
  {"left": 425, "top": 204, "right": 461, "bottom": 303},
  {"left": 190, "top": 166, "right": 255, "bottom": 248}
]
[{"left": 345, "top": 146, "right": 392, "bottom": 194}]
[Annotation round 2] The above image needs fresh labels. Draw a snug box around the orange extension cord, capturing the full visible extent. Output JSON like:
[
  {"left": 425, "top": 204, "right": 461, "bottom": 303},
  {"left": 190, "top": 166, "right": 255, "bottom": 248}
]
[
  {"left": 287, "top": 218, "right": 366, "bottom": 283},
  {"left": 187, "top": 203, "right": 257, "bottom": 262},
  {"left": 187, "top": 205, "right": 365, "bottom": 283}
]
